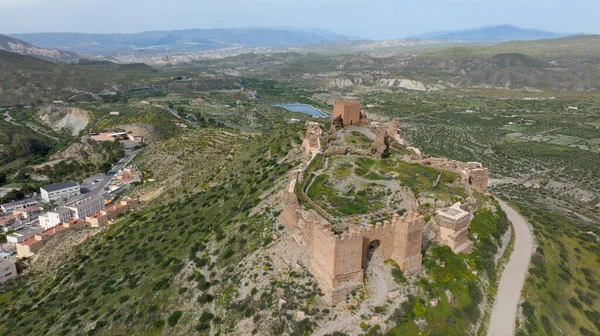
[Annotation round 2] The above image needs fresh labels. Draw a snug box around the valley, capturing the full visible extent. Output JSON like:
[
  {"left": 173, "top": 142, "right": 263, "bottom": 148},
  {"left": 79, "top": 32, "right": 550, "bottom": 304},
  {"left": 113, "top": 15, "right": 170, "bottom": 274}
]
[{"left": 0, "top": 23, "right": 598, "bottom": 336}]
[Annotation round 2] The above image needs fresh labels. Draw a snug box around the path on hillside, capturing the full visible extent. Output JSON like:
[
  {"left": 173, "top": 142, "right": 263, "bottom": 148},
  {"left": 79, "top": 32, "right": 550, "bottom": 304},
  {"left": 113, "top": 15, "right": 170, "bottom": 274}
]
[
  {"left": 488, "top": 199, "right": 534, "bottom": 336},
  {"left": 314, "top": 261, "right": 393, "bottom": 336}
]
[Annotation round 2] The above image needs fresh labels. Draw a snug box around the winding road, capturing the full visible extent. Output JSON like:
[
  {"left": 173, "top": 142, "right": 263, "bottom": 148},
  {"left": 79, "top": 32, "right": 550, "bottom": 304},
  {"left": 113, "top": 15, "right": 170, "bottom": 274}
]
[{"left": 488, "top": 199, "right": 534, "bottom": 336}]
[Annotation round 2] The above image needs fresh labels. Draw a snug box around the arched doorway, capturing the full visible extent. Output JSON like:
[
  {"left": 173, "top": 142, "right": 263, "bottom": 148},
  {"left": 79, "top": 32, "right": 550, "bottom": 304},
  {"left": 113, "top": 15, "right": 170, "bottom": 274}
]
[{"left": 364, "top": 239, "right": 382, "bottom": 271}]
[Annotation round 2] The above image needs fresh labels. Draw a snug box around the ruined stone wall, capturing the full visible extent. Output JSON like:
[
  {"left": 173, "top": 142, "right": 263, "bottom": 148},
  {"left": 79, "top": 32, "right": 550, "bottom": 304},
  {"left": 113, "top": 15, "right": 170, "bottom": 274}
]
[
  {"left": 460, "top": 163, "right": 489, "bottom": 193},
  {"left": 392, "top": 213, "right": 424, "bottom": 275},
  {"left": 325, "top": 146, "right": 371, "bottom": 157},
  {"left": 435, "top": 203, "right": 474, "bottom": 253},
  {"left": 371, "top": 125, "right": 390, "bottom": 159}
]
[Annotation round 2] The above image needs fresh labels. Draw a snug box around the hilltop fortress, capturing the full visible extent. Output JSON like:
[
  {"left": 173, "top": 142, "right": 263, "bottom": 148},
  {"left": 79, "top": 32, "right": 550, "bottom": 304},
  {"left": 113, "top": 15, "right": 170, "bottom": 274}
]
[{"left": 281, "top": 100, "right": 490, "bottom": 304}]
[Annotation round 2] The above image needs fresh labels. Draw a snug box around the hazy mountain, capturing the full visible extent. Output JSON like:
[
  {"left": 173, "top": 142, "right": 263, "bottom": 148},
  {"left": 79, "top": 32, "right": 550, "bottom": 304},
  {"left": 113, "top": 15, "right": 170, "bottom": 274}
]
[
  {"left": 408, "top": 24, "right": 568, "bottom": 42},
  {"left": 10, "top": 28, "right": 355, "bottom": 54},
  {"left": 0, "top": 34, "right": 80, "bottom": 63}
]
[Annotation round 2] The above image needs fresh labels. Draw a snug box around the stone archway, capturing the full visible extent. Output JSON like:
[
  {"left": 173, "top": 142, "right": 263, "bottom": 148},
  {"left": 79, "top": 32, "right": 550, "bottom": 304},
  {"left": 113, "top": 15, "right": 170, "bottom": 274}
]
[{"left": 364, "top": 239, "right": 382, "bottom": 271}]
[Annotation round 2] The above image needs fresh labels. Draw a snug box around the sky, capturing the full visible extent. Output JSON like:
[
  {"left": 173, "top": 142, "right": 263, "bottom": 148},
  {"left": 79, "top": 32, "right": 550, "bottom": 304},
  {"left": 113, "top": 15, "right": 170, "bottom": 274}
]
[{"left": 0, "top": 0, "right": 598, "bottom": 40}]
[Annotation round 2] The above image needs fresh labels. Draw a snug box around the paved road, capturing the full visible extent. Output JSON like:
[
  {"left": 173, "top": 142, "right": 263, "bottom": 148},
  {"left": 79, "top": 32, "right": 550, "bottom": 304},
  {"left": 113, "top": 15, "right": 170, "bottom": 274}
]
[
  {"left": 488, "top": 199, "right": 534, "bottom": 336},
  {"left": 81, "top": 148, "right": 142, "bottom": 196}
]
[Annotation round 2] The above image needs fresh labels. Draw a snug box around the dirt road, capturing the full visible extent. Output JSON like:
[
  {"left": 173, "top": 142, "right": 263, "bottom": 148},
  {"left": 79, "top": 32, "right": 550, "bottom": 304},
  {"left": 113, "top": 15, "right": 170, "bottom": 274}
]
[{"left": 488, "top": 199, "right": 534, "bottom": 336}]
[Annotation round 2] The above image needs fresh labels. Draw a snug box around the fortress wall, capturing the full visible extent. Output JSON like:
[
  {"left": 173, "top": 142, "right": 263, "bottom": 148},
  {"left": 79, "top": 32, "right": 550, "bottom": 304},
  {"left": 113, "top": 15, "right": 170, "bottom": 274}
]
[
  {"left": 355, "top": 222, "right": 396, "bottom": 268},
  {"left": 333, "top": 233, "right": 362, "bottom": 278},
  {"left": 310, "top": 224, "right": 337, "bottom": 287},
  {"left": 392, "top": 213, "right": 424, "bottom": 274}
]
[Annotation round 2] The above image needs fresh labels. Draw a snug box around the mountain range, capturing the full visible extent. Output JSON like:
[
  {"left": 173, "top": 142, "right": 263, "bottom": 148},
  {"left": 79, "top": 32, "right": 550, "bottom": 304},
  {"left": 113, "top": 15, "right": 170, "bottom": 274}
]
[
  {"left": 0, "top": 34, "right": 79, "bottom": 62},
  {"left": 8, "top": 27, "right": 354, "bottom": 54},
  {"left": 408, "top": 24, "right": 569, "bottom": 42}
]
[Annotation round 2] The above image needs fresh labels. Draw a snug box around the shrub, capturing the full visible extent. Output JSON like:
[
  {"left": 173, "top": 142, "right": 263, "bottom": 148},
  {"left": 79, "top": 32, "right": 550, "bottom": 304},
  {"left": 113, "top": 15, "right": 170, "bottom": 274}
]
[{"left": 167, "top": 311, "right": 182, "bottom": 327}]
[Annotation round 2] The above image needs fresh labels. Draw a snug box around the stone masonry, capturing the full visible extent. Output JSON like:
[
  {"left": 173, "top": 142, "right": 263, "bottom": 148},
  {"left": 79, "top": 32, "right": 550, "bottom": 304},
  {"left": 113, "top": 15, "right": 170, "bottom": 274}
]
[
  {"left": 435, "top": 202, "right": 474, "bottom": 254},
  {"left": 370, "top": 125, "right": 390, "bottom": 159},
  {"left": 282, "top": 171, "right": 424, "bottom": 303},
  {"left": 331, "top": 100, "right": 370, "bottom": 129},
  {"left": 281, "top": 106, "right": 489, "bottom": 305},
  {"left": 302, "top": 121, "right": 323, "bottom": 162},
  {"left": 460, "top": 162, "right": 489, "bottom": 193}
]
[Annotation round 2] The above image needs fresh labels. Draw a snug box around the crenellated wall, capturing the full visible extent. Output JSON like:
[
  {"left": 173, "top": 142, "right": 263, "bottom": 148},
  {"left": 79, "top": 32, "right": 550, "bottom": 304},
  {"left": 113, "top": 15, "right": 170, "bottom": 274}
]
[
  {"left": 280, "top": 117, "right": 485, "bottom": 304},
  {"left": 283, "top": 170, "right": 425, "bottom": 303}
]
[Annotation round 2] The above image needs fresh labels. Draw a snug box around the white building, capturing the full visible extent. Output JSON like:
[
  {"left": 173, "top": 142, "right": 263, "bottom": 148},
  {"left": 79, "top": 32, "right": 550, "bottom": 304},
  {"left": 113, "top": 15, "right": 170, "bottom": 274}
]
[
  {"left": 38, "top": 207, "right": 72, "bottom": 229},
  {"left": 0, "top": 258, "right": 17, "bottom": 284},
  {"left": 65, "top": 196, "right": 104, "bottom": 219},
  {"left": 40, "top": 182, "right": 80, "bottom": 203}
]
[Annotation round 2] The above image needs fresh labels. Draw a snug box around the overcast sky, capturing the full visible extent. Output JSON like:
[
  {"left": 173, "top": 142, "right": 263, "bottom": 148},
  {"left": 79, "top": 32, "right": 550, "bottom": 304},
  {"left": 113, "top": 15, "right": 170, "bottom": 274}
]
[{"left": 0, "top": 0, "right": 598, "bottom": 39}]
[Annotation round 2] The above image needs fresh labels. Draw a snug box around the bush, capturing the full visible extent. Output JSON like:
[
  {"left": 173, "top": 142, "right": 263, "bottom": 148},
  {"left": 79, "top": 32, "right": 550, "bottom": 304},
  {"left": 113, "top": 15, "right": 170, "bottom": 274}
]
[
  {"left": 167, "top": 311, "right": 182, "bottom": 327},
  {"left": 196, "top": 311, "right": 214, "bottom": 331},
  {"left": 521, "top": 301, "right": 535, "bottom": 319}
]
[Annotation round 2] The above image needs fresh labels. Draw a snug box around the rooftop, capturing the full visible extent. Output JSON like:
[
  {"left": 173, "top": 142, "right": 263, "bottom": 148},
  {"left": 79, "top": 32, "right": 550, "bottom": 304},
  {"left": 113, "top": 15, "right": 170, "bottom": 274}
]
[
  {"left": 438, "top": 203, "right": 470, "bottom": 221},
  {"left": 1, "top": 198, "right": 38, "bottom": 209},
  {"left": 7, "top": 226, "right": 44, "bottom": 240},
  {"left": 41, "top": 181, "right": 79, "bottom": 193}
]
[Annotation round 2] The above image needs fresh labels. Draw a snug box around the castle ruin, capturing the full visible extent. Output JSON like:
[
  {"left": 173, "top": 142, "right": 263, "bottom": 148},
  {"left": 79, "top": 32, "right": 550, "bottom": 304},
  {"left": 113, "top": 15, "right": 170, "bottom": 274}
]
[
  {"left": 282, "top": 169, "right": 424, "bottom": 304},
  {"left": 281, "top": 106, "right": 490, "bottom": 305}
]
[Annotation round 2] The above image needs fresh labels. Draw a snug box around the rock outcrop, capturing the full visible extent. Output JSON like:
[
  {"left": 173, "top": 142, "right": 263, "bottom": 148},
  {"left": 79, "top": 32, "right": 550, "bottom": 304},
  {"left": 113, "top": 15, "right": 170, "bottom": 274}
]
[
  {"left": 38, "top": 107, "right": 91, "bottom": 136},
  {"left": 49, "top": 142, "right": 95, "bottom": 161},
  {"left": 371, "top": 125, "right": 390, "bottom": 159}
]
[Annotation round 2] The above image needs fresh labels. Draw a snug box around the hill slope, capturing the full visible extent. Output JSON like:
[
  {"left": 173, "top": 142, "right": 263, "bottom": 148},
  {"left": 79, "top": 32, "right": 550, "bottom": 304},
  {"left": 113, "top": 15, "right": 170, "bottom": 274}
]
[
  {"left": 10, "top": 28, "right": 355, "bottom": 54},
  {"left": 0, "top": 34, "right": 79, "bottom": 63},
  {"left": 0, "top": 50, "right": 160, "bottom": 105}
]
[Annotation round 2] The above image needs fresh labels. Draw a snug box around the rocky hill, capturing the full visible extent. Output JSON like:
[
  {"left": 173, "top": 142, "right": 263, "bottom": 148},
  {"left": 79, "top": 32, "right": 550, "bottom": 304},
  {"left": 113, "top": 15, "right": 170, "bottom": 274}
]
[
  {"left": 37, "top": 107, "right": 91, "bottom": 136},
  {"left": 0, "top": 34, "right": 80, "bottom": 63},
  {"left": 452, "top": 53, "right": 599, "bottom": 90}
]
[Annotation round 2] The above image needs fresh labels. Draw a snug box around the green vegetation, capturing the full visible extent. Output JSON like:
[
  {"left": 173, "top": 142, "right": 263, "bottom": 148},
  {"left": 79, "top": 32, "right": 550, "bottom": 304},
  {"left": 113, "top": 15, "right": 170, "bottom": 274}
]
[
  {"left": 306, "top": 173, "right": 389, "bottom": 216},
  {"left": 0, "top": 124, "right": 303, "bottom": 335},
  {"left": 389, "top": 200, "right": 510, "bottom": 335},
  {"left": 501, "top": 197, "right": 600, "bottom": 335}
]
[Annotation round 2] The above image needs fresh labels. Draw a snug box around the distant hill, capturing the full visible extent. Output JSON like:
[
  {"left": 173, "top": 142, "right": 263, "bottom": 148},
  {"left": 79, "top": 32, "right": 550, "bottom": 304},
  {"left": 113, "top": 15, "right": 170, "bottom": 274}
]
[
  {"left": 409, "top": 25, "right": 568, "bottom": 42},
  {"left": 451, "top": 53, "right": 598, "bottom": 90},
  {"left": 10, "top": 28, "right": 355, "bottom": 54},
  {"left": 0, "top": 34, "right": 80, "bottom": 63},
  {"left": 423, "top": 34, "right": 600, "bottom": 60},
  {"left": 0, "top": 49, "right": 156, "bottom": 105}
]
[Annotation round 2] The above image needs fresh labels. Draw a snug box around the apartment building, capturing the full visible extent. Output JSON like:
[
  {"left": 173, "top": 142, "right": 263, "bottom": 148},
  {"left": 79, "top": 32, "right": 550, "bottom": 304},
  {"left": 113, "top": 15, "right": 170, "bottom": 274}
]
[
  {"left": 65, "top": 196, "right": 105, "bottom": 219},
  {"left": 38, "top": 207, "right": 72, "bottom": 229},
  {"left": 40, "top": 182, "right": 80, "bottom": 203},
  {"left": 0, "top": 258, "right": 17, "bottom": 284}
]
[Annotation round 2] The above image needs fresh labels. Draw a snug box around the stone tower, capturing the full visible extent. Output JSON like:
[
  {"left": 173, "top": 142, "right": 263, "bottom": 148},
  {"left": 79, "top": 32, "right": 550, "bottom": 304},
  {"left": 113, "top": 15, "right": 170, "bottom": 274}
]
[{"left": 332, "top": 100, "right": 369, "bottom": 128}]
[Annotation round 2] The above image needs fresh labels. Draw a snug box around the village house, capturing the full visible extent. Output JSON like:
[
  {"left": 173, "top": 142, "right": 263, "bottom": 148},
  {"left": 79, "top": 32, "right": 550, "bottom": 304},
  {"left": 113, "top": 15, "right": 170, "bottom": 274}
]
[
  {"left": 114, "top": 168, "right": 143, "bottom": 185},
  {"left": 85, "top": 197, "right": 139, "bottom": 227},
  {"left": 6, "top": 226, "right": 44, "bottom": 244},
  {"left": 127, "top": 133, "right": 143, "bottom": 142},
  {"left": 16, "top": 224, "right": 71, "bottom": 258}
]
